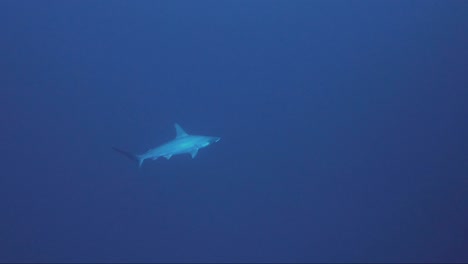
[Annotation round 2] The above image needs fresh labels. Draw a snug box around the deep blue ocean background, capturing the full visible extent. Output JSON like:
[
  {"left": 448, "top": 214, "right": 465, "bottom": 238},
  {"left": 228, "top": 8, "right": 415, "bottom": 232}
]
[{"left": 1, "top": 0, "right": 467, "bottom": 262}]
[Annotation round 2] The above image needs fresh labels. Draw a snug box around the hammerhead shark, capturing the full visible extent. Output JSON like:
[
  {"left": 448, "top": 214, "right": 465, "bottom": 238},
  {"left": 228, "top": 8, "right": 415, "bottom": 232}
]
[{"left": 113, "top": 123, "right": 220, "bottom": 168}]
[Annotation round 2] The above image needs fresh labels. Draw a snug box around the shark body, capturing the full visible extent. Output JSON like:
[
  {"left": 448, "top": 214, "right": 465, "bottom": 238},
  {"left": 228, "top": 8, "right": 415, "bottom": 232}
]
[{"left": 113, "top": 123, "right": 220, "bottom": 168}]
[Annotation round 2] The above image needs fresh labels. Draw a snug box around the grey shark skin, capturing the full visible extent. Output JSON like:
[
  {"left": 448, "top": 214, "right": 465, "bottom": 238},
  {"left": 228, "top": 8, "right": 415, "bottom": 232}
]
[{"left": 113, "top": 123, "right": 220, "bottom": 168}]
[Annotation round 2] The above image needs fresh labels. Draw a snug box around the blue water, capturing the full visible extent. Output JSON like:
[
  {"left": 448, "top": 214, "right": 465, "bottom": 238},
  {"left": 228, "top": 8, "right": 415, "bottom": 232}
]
[{"left": 1, "top": 1, "right": 467, "bottom": 262}]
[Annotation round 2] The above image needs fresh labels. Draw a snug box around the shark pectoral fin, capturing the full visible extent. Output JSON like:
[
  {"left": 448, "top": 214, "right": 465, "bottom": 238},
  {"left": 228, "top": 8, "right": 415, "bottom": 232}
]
[
  {"left": 190, "top": 149, "right": 198, "bottom": 159},
  {"left": 164, "top": 154, "right": 172, "bottom": 160}
]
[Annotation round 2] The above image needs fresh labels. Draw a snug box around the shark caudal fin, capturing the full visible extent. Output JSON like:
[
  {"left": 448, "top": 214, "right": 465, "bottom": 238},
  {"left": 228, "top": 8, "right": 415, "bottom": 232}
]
[{"left": 112, "top": 147, "right": 144, "bottom": 168}]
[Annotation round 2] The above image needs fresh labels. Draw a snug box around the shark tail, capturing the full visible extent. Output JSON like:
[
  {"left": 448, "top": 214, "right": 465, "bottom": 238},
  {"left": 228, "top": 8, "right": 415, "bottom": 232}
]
[{"left": 112, "top": 147, "right": 144, "bottom": 168}]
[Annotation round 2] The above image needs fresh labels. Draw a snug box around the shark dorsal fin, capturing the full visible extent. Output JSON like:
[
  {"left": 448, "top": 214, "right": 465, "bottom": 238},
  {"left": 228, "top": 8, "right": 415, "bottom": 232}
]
[{"left": 174, "top": 123, "right": 188, "bottom": 138}]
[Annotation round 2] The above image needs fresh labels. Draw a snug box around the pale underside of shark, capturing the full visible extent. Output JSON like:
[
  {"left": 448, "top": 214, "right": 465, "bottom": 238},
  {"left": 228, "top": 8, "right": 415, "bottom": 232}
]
[{"left": 113, "top": 123, "right": 220, "bottom": 168}]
